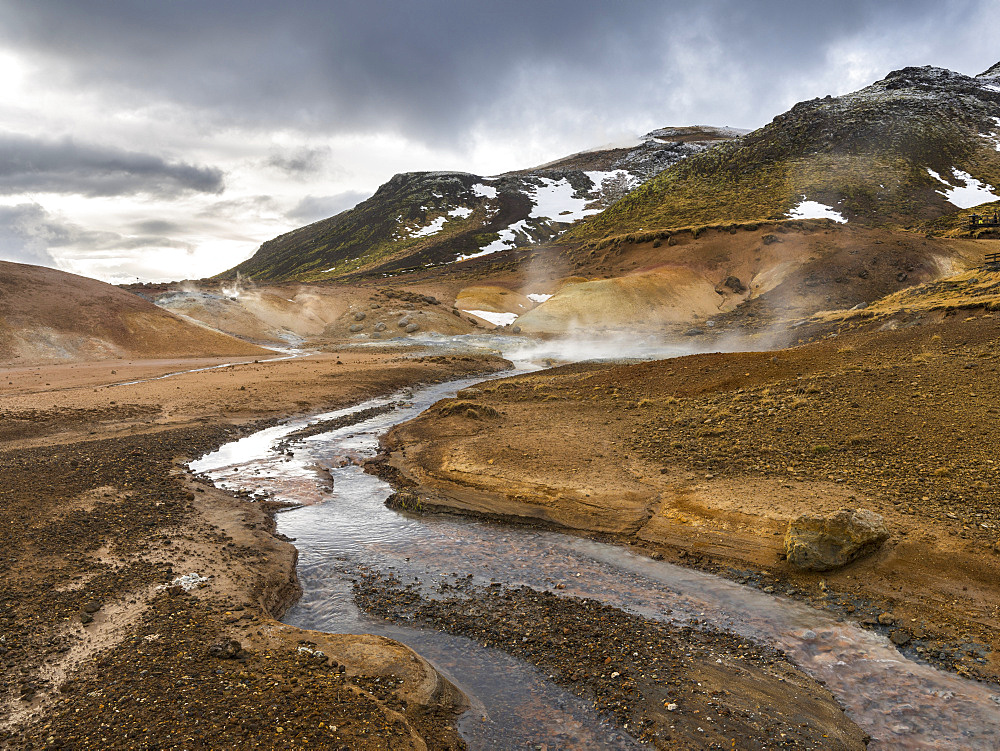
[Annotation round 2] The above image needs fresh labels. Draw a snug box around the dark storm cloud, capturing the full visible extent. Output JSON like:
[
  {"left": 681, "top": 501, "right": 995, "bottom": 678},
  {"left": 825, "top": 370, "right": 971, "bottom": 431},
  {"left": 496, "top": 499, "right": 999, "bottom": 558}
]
[
  {"left": 264, "top": 146, "right": 334, "bottom": 177},
  {"left": 0, "top": 203, "right": 191, "bottom": 268},
  {"left": 0, "top": 133, "right": 224, "bottom": 197},
  {"left": 286, "top": 192, "right": 368, "bottom": 224},
  {"left": 0, "top": 0, "right": 990, "bottom": 144},
  {"left": 131, "top": 219, "right": 185, "bottom": 235}
]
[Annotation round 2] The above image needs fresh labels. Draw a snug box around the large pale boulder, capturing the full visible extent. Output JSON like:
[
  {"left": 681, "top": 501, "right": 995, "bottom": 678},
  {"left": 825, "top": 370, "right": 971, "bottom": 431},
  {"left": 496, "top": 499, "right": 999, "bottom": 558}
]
[{"left": 784, "top": 508, "right": 890, "bottom": 571}]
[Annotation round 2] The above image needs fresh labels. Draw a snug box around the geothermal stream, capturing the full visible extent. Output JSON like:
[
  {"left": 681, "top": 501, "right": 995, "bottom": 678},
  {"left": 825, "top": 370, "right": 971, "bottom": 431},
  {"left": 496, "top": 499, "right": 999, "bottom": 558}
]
[{"left": 191, "top": 366, "right": 1000, "bottom": 750}]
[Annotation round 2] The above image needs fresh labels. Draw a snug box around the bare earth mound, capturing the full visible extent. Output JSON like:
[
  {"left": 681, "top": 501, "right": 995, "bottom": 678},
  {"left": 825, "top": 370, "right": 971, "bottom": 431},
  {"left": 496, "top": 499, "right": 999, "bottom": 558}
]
[{"left": 0, "top": 261, "right": 269, "bottom": 365}]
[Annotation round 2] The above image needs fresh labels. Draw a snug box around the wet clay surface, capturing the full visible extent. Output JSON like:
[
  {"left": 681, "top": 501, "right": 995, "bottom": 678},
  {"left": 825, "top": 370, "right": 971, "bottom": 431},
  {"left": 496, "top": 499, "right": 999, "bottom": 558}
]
[{"left": 0, "top": 350, "right": 507, "bottom": 749}]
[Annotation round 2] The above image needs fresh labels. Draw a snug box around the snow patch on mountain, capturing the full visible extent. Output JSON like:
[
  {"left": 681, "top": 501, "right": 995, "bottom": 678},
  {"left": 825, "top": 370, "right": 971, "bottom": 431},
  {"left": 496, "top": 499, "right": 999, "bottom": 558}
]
[
  {"left": 530, "top": 177, "right": 602, "bottom": 222},
  {"left": 927, "top": 168, "right": 1000, "bottom": 208},
  {"left": 458, "top": 220, "right": 529, "bottom": 261},
  {"left": 981, "top": 118, "right": 1000, "bottom": 152},
  {"left": 788, "top": 198, "right": 847, "bottom": 223},
  {"left": 462, "top": 310, "right": 519, "bottom": 326},
  {"left": 472, "top": 183, "right": 498, "bottom": 200},
  {"left": 410, "top": 216, "right": 448, "bottom": 238}
]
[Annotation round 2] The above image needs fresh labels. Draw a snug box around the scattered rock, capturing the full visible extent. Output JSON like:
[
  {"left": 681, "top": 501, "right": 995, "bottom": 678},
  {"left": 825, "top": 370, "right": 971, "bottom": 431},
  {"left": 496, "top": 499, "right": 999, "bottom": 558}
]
[
  {"left": 890, "top": 629, "right": 912, "bottom": 646},
  {"left": 81, "top": 601, "right": 102, "bottom": 614},
  {"left": 784, "top": 508, "right": 890, "bottom": 571},
  {"left": 397, "top": 316, "right": 412, "bottom": 328},
  {"left": 208, "top": 637, "right": 243, "bottom": 660},
  {"left": 353, "top": 311, "right": 367, "bottom": 321},
  {"left": 405, "top": 322, "right": 420, "bottom": 333},
  {"left": 438, "top": 401, "right": 501, "bottom": 419},
  {"left": 723, "top": 276, "right": 747, "bottom": 293},
  {"left": 374, "top": 322, "right": 387, "bottom": 332},
  {"left": 348, "top": 324, "right": 364, "bottom": 333}
]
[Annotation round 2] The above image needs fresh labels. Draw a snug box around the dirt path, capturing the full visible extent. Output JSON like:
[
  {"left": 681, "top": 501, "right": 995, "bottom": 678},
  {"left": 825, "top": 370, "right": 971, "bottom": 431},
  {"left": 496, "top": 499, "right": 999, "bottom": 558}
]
[{"left": 0, "top": 349, "right": 508, "bottom": 750}]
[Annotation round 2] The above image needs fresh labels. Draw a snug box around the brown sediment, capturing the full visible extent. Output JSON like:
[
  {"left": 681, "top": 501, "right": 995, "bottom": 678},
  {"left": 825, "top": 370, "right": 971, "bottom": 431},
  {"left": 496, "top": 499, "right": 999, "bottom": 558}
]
[
  {"left": 0, "top": 349, "right": 508, "bottom": 749},
  {"left": 378, "top": 308, "right": 1000, "bottom": 685},
  {"left": 354, "top": 573, "right": 867, "bottom": 750}
]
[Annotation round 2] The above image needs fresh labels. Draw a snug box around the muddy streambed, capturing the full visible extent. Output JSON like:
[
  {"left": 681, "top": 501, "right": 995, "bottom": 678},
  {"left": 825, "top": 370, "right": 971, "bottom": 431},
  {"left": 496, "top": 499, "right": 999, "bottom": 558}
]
[{"left": 191, "top": 371, "right": 1000, "bottom": 749}]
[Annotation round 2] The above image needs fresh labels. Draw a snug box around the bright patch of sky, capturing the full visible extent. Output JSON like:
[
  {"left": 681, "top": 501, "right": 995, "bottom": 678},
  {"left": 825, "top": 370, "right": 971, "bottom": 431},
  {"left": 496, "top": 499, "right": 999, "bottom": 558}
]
[
  {"left": 461, "top": 310, "right": 519, "bottom": 326},
  {"left": 926, "top": 168, "right": 1000, "bottom": 208},
  {"left": 787, "top": 197, "right": 847, "bottom": 223}
]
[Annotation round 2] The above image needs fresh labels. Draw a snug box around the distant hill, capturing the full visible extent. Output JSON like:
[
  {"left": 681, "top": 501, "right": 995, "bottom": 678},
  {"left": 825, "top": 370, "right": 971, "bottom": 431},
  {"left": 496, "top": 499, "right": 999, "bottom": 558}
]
[
  {"left": 568, "top": 62, "right": 1000, "bottom": 241},
  {"left": 0, "top": 261, "right": 269, "bottom": 365},
  {"left": 219, "top": 127, "right": 739, "bottom": 282}
]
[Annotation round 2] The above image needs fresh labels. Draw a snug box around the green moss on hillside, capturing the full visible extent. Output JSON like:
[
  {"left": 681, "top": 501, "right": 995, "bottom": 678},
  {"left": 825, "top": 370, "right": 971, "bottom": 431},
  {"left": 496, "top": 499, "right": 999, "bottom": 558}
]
[{"left": 567, "top": 65, "right": 1000, "bottom": 241}]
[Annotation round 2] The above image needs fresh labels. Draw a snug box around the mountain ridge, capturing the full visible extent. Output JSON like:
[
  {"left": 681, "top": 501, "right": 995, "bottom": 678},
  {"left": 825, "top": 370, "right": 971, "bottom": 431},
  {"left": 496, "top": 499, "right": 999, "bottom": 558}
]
[
  {"left": 567, "top": 62, "right": 1000, "bottom": 241},
  {"left": 219, "top": 126, "right": 737, "bottom": 282}
]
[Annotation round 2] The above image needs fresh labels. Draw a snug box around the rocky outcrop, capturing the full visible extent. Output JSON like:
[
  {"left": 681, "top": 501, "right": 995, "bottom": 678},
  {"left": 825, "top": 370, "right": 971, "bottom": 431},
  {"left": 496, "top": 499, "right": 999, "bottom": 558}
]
[{"left": 784, "top": 508, "right": 890, "bottom": 571}]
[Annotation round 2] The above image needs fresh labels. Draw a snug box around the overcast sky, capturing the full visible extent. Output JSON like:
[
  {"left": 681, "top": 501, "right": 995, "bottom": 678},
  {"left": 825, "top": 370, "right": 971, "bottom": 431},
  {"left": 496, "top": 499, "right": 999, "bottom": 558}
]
[{"left": 0, "top": 0, "right": 998, "bottom": 283}]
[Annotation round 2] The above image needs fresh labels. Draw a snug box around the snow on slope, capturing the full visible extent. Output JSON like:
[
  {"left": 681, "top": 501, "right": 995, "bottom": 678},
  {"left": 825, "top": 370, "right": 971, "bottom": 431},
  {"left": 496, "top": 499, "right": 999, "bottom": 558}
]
[
  {"left": 927, "top": 168, "right": 1000, "bottom": 208},
  {"left": 458, "top": 176, "right": 605, "bottom": 261},
  {"left": 461, "top": 310, "right": 519, "bottom": 326},
  {"left": 788, "top": 197, "right": 847, "bottom": 223}
]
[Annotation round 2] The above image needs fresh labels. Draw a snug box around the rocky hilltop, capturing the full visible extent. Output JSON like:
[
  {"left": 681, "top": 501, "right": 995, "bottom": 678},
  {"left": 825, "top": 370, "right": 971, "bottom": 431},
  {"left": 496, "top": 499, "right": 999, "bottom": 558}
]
[
  {"left": 220, "top": 127, "right": 738, "bottom": 282},
  {"left": 572, "top": 62, "right": 1000, "bottom": 239}
]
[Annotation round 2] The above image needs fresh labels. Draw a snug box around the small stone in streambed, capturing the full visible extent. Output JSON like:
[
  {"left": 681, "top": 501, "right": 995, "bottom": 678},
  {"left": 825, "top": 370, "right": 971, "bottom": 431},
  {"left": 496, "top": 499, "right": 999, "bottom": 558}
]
[{"left": 81, "top": 601, "right": 101, "bottom": 614}]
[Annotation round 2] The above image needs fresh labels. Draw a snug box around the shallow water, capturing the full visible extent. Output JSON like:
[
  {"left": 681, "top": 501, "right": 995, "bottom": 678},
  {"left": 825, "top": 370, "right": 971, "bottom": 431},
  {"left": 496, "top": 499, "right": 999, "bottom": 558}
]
[{"left": 191, "top": 371, "right": 1000, "bottom": 750}]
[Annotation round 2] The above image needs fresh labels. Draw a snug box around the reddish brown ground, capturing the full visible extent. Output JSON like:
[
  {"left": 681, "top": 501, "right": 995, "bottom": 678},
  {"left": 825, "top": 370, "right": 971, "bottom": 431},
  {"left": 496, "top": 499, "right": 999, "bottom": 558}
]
[
  {"left": 383, "top": 306, "right": 1000, "bottom": 683},
  {"left": 0, "top": 261, "right": 269, "bottom": 365},
  {"left": 0, "top": 349, "right": 507, "bottom": 749}
]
